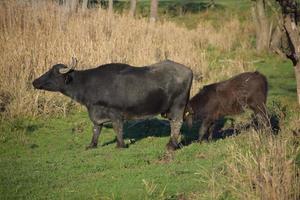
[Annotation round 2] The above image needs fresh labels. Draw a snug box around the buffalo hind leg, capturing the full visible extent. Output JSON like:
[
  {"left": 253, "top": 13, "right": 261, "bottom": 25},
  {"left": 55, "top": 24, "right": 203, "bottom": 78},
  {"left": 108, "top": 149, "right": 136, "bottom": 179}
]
[
  {"left": 86, "top": 124, "right": 103, "bottom": 149},
  {"left": 112, "top": 120, "right": 126, "bottom": 148},
  {"left": 166, "top": 119, "right": 182, "bottom": 151},
  {"left": 165, "top": 88, "right": 190, "bottom": 151}
]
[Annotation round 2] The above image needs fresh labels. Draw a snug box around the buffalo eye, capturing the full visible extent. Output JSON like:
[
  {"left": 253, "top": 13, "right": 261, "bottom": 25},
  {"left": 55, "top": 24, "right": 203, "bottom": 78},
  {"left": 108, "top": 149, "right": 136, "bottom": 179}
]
[{"left": 64, "top": 75, "right": 73, "bottom": 84}]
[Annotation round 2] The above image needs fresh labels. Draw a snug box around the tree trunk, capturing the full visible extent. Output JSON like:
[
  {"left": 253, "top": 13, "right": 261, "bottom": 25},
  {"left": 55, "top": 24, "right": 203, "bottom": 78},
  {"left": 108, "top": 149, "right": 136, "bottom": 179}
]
[
  {"left": 252, "top": 0, "right": 270, "bottom": 52},
  {"left": 283, "top": 15, "right": 300, "bottom": 105},
  {"left": 66, "top": 0, "right": 78, "bottom": 12},
  {"left": 276, "top": 0, "right": 300, "bottom": 105},
  {"left": 150, "top": 0, "right": 158, "bottom": 23},
  {"left": 82, "top": 0, "right": 88, "bottom": 10},
  {"left": 130, "top": 0, "right": 137, "bottom": 17},
  {"left": 108, "top": 0, "right": 113, "bottom": 14},
  {"left": 58, "top": 0, "right": 65, "bottom": 6},
  {"left": 270, "top": 25, "right": 286, "bottom": 58},
  {"left": 283, "top": 15, "right": 300, "bottom": 57}
]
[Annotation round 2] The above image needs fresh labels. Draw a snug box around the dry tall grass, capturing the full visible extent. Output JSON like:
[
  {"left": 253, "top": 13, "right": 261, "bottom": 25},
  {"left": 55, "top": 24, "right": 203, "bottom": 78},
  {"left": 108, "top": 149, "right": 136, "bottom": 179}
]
[
  {"left": 226, "top": 125, "right": 300, "bottom": 200},
  {"left": 0, "top": 0, "right": 253, "bottom": 117},
  {"left": 1, "top": 2, "right": 299, "bottom": 199}
]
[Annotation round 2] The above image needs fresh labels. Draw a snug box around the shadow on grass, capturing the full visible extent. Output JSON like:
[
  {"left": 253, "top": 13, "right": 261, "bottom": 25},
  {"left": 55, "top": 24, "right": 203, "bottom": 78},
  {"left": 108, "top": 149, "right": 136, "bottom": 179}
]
[
  {"left": 102, "top": 119, "right": 171, "bottom": 147},
  {"left": 184, "top": 114, "right": 281, "bottom": 145},
  {"left": 180, "top": 117, "right": 241, "bottom": 146},
  {"left": 101, "top": 113, "right": 281, "bottom": 148},
  {"left": 8, "top": 118, "right": 42, "bottom": 134}
]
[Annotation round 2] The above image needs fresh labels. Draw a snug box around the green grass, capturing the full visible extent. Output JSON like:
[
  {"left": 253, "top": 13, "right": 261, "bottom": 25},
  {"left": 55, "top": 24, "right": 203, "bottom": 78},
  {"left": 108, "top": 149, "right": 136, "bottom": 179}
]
[
  {"left": 0, "top": 55, "right": 298, "bottom": 199},
  {"left": 256, "top": 55, "right": 297, "bottom": 101},
  {"left": 162, "top": 0, "right": 251, "bottom": 29},
  {"left": 0, "top": 114, "right": 232, "bottom": 199},
  {"left": 1, "top": 1, "right": 299, "bottom": 199}
]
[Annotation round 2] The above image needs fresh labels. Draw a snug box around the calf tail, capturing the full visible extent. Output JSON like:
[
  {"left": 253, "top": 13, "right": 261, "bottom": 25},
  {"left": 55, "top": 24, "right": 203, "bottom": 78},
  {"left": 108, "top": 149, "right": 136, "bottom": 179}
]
[
  {"left": 262, "top": 74, "right": 269, "bottom": 102},
  {"left": 183, "top": 69, "right": 193, "bottom": 129}
]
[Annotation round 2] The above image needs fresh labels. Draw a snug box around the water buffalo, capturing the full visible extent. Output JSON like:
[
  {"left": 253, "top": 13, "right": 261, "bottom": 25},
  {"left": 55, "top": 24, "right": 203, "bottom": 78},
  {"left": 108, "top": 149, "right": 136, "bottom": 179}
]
[
  {"left": 33, "top": 58, "right": 193, "bottom": 150},
  {"left": 185, "top": 71, "right": 269, "bottom": 142}
]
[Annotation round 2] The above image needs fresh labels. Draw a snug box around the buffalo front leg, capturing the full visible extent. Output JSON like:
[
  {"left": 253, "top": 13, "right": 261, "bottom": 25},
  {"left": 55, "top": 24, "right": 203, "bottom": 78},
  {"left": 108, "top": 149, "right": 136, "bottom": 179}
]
[
  {"left": 112, "top": 120, "right": 126, "bottom": 148},
  {"left": 86, "top": 124, "right": 103, "bottom": 149},
  {"left": 166, "top": 119, "right": 182, "bottom": 151}
]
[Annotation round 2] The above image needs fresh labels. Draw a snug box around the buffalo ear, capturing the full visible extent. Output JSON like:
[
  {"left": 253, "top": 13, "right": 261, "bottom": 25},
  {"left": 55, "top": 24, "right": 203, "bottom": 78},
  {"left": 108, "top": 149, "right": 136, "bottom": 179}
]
[{"left": 64, "top": 74, "right": 73, "bottom": 84}]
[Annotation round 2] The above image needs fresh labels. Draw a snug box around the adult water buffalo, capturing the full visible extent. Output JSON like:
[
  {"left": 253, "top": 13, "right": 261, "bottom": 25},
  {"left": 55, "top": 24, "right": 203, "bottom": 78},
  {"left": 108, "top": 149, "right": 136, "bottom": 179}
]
[
  {"left": 185, "top": 71, "right": 269, "bottom": 142},
  {"left": 33, "top": 58, "right": 193, "bottom": 150}
]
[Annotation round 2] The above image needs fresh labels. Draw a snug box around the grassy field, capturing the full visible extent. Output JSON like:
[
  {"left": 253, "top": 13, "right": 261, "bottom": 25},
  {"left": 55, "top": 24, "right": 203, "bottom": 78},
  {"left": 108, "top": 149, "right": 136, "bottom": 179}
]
[
  {"left": 0, "top": 56, "right": 299, "bottom": 199},
  {"left": 0, "top": 114, "right": 230, "bottom": 199},
  {"left": 0, "top": 1, "right": 299, "bottom": 199}
]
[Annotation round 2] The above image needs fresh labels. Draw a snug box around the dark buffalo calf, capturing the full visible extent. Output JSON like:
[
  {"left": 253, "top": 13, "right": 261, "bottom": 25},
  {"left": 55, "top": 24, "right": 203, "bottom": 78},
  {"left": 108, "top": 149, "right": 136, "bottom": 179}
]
[{"left": 185, "top": 71, "right": 269, "bottom": 142}]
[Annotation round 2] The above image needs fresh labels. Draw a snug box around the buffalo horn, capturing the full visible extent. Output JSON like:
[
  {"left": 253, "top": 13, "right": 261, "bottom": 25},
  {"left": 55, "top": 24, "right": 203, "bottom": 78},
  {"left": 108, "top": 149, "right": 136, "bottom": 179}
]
[{"left": 59, "top": 57, "right": 78, "bottom": 74}]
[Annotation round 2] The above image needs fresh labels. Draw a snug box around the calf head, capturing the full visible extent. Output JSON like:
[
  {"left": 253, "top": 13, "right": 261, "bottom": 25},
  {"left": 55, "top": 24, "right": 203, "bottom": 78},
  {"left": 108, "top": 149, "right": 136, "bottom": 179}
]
[{"left": 32, "top": 57, "right": 77, "bottom": 92}]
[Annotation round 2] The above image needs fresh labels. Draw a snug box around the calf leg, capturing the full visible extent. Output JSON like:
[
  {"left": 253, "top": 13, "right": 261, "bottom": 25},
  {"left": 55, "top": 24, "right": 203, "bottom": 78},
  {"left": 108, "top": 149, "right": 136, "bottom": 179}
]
[
  {"left": 198, "top": 119, "right": 213, "bottom": 142},
  {"left": 112, "top": 120, "right": 126, "bottom": 148},
  {"left": 207, "top": 125, "right": 214, "bottom": 142},
  {"left": 86, "top": 124, "right": 103, "bottom": 149},
  {"left": 166, "top": 119, "right": 182, "bottom": 151}
]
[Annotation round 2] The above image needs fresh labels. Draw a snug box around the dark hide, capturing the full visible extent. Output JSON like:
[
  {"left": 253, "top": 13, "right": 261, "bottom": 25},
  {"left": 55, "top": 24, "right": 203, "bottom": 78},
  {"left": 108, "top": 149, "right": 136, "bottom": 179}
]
[
  {"left": 33, "top": 60, "right": 193, "bottom": 150},
  {"left": 185, "top": 71, "right": 269, "bottom": 142}
]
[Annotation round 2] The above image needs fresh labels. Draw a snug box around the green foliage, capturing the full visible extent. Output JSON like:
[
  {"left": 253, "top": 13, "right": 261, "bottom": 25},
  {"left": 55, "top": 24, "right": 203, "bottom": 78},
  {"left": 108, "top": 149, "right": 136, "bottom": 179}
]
[
  {"left": 256, "top": 54, "right": 297, "bottom": 101},
  {"left": 0, "top": 56, "right": 298, "bottom": 199},
  {"left": 1, "top": 1, "right": 299, "bottom": 199},
  {"left": 0, "top": 114, "right": 231, "bottom": 199}
]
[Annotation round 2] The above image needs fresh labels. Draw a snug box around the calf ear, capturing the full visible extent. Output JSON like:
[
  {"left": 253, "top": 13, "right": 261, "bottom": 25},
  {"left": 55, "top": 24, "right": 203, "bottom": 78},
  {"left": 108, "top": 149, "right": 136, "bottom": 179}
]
[{"left": 64, "top": 74, "right": 73, "bottom": 84}]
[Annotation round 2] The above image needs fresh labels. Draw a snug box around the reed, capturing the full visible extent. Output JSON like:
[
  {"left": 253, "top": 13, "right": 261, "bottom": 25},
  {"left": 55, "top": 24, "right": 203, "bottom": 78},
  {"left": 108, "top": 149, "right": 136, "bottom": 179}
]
[{"left": 0, "top": 0, "right": 254, "bottom": 118}]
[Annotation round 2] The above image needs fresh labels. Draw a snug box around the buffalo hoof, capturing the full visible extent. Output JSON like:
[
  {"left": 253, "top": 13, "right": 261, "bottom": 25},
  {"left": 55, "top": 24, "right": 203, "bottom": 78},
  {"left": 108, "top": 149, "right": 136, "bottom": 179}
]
[
  {"left": 197, "top": 139, "right": 205, "bottom": 144},
  {"left": 198, "top": 138, "right": 211, "bottom": 144},
  {"left": 85, "top": 144, "right": 97, "bottom": 150},
  {"left": 166, "top": 142, "right": 179, "bottom": 151}
]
